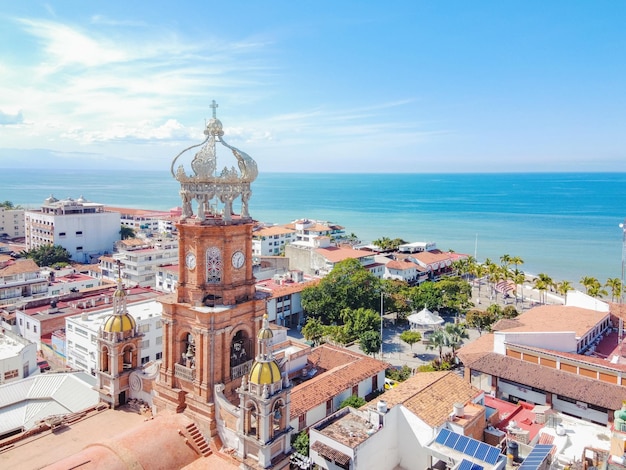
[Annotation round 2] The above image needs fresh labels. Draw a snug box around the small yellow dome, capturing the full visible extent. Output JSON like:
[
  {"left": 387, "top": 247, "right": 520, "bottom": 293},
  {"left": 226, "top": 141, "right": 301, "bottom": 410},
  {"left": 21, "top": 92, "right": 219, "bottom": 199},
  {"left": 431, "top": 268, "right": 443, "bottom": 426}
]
[
  {"left": 102, "top": 313, "right": 136, "bottom": 333},
  {"left": 248, "top": 360, "right": 281, "bottom": 385}
]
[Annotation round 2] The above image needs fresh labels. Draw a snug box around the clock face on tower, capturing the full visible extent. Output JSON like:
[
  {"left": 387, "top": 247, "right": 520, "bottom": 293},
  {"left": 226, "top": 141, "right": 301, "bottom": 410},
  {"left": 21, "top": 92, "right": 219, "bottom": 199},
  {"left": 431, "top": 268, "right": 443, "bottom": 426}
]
[
  {"left": 185, "top": 252, "right": 196, "bottom": 270},
  {"left": 231, "top": 250, "right": 245, "bottom": 269}
]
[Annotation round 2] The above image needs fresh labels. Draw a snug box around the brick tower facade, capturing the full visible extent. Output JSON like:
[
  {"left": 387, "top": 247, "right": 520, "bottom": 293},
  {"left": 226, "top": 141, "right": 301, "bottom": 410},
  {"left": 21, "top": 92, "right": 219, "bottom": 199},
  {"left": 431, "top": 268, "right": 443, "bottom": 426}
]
[{"left": 153, "top": 101, "right": 266, "bottom": 440}]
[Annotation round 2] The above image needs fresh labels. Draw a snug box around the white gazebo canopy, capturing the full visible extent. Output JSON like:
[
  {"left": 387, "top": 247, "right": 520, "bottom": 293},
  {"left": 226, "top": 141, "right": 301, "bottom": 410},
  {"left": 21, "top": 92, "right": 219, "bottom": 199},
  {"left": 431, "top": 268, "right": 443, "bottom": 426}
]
[{"left": 407, "top": 308, "right": 444, "bottom": 330}]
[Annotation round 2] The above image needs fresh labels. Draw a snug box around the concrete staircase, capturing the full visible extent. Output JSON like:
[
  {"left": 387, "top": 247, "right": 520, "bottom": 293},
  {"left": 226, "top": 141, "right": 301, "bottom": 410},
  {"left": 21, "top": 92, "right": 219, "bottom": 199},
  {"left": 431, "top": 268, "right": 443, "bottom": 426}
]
[{"left": 182, "top": 423, "right": 212, "bottom": 457}]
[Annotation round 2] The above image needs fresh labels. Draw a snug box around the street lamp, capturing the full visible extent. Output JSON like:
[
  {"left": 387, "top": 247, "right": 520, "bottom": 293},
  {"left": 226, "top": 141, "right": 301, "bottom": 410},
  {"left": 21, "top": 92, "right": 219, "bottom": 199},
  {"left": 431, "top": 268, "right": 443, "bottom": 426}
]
[
  {"left": 380, "top": 292, "right": 384, "bottom": 358},
  {"left": 619, "top": 220, "right": 626, "bottom": 304}
]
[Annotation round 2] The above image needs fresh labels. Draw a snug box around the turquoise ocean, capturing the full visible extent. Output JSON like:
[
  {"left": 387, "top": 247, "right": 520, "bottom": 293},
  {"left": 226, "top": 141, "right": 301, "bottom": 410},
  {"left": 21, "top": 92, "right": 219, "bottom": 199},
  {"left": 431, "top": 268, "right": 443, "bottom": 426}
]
[{"left": 2, "top": 169, "right": 625, "bottom": 288}]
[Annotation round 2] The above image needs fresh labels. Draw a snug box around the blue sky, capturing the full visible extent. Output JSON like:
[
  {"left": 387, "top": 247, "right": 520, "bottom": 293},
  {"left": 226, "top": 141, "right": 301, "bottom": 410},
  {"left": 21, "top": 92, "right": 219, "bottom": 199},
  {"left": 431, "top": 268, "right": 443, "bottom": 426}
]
[{"left": 0, "top": 1, "right": 625, "bottom": 173}]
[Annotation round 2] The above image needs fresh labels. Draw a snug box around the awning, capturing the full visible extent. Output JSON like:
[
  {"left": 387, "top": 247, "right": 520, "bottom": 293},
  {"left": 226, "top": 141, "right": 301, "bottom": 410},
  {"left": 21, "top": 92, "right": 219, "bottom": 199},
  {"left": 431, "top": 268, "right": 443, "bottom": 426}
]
[{"left": 311, "top": 441, "right": 351, "bottom": 466}]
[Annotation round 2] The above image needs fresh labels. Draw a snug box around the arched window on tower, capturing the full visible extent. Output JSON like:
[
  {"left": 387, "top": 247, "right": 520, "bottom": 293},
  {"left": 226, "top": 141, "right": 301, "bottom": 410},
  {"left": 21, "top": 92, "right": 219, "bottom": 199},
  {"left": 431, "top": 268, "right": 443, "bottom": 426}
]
[
  {"left": 101, "top": 346, "right": 110, "bottom": 373},
  {"left": 122, "top": 345, "right": 134, "bottom": 369},
  {"left": 245, "top": 402, "right": 259, "bottom": 439},
  {"left": 271, "top": 399, "right": 285, "bottom": 438},
  {"left": 181, "top": 332, "right": 196, "bottom": 368}
]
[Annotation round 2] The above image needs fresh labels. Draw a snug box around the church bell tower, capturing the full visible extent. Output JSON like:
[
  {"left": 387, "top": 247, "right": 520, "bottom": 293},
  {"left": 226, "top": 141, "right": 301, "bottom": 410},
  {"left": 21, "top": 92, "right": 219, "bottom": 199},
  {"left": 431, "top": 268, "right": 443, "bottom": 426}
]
[{"left": 154, "top": 101, "right": 266, "bottom": 438}]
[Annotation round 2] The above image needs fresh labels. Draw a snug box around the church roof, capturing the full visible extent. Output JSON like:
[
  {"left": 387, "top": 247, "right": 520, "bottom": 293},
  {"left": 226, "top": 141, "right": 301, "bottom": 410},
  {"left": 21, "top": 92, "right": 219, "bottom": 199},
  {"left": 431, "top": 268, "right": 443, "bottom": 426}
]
[
  {"left": 248, "top": 360, "right": 281, "bottom": 386},
  {"left": 102, "top": 313, "right": 137, "bottom": 333}
]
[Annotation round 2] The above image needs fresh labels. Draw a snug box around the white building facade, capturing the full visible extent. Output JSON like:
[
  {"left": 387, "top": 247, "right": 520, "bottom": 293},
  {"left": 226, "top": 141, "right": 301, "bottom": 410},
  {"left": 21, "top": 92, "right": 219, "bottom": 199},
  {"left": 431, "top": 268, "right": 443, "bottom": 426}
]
[
  {"left": 0, "top": 329, "right": 39, "bottom": 385},
  {"left": 100, "top": 238, "right": 178, "bottom": 288},
  {"left": 0, "top": 207, "right": 25, "bottom": 239},
  {"left": 25, "top": 196, "right": 120, "bottom": 263},
  {"left": 65, "top": 299, "right": 164, "bottom": 376}
]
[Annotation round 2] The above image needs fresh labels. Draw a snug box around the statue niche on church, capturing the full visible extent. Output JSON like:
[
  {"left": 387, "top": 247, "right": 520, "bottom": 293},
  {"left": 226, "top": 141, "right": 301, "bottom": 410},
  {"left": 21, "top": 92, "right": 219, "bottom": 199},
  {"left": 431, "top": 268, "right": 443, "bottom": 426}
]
[{"left": 230, "top": 331, "right": 251, "bottom": 368}]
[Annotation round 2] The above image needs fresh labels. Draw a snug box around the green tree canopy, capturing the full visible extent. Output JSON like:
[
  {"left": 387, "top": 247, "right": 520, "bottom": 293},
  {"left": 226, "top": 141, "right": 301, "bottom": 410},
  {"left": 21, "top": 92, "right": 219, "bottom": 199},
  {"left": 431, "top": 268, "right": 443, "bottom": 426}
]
[
  {"left": 301, "top": 317, "right": 325, "bottom": 346},
  {"left": 399, "top": 330, "right": 422, "bottom": 351},
  {"left": 501, "top": 305, "right": 519, "bottom": 319},
  {"left": 20, "top": 244, "right": 71, "bottom": 267},
  {"left": 292, "top": 430, "right": 309, "bottom": 456},
  {"left": 359, "top": 330, "right": 382, "bottom": 357},
  {"left": 339, "top": 395, "right": 366, "bottom": 409},
  {"left": 341, "top": 307, "right": 381, "bottom": 343},
  {"left": 119, "top": 226, "right": 136, "bottom": 240},
  {"left": 409, "top": 282, "right": 443, "bottom": 311},
  {"left": 465, "top": 309, "right": 497, "bottom": 335},
  {"left": 301, "top": 258, "right": 381, "bottom": 324}
]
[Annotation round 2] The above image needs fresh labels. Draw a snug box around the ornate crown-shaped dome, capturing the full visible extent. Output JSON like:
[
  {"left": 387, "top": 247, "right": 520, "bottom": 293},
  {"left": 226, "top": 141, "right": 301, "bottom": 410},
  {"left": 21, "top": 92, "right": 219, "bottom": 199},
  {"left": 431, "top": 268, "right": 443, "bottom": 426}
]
[
  {"left": 170, "top": 100, "right": 257, "bottom": 224},
  {"left": 248, "top": 360, "right": 281, "bottom": 386}
]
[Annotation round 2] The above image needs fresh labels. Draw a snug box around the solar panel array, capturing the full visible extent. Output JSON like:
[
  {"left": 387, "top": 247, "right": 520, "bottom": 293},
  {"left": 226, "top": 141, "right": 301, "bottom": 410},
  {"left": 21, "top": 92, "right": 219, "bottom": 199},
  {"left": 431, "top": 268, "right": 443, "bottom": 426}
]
[
  {"left": 518, "top": 444, "right": 554, "bottom": 470},
  {"left": 434, "top": 429, "right": 502, "bottom": 465},
  {"left": 458, "top": 459, "right": 484, "bottom": 470}
]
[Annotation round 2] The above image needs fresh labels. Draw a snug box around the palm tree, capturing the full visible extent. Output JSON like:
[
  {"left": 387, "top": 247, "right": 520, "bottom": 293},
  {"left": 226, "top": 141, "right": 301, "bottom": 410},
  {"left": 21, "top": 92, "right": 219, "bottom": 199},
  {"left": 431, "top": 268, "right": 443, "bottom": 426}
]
[
  {"left": 444, "top": 323, "right": 469, "bottom": 356},
  {"left": 588, "top": 284, "right": 608, "bottom": 299},
  {"left": 533, "top": 278, "right": 547, "bottom": 304},
  {"left": 605, "top": 278, "right": 623, "bottom": 303},
  {"left": 474, "top": 264, "right": 488, "bottom": 297},
  {"left": 426, "top": 329, "right": 448, "bottom": 361},
  {"left": 580, "top": 276, "right": 600, "bottom": 295},
  {"left": 537, "top": 273, "right": 554, "bottom": 303},
  {"left": 512, "top": 270, "right": 525, "bottom": 305},
  {"left": 557, "top": 280, "right": 573, "bottom": 305},
  {"left": 500, "top": 254, "right": 512, "bottom": 269},
  {"left": 510, "top": 256, "right": 524, "bottom": 273}
]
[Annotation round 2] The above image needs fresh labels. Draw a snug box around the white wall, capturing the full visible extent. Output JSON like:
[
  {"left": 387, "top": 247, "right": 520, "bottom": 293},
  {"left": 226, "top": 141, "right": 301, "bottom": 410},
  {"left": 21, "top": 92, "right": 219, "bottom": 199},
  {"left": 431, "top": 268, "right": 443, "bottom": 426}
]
[
  {"left": 0, "top": 333, "right": 38, "bottom": 385},
  {"left": 498, "top": 380, "right": 547, "bottom": 405},
  {"left": 494, "top": 331, "right": 577, "bottom": 354},
  {"left": 552, "top": 395, "right": 608, "bottom": 425}
]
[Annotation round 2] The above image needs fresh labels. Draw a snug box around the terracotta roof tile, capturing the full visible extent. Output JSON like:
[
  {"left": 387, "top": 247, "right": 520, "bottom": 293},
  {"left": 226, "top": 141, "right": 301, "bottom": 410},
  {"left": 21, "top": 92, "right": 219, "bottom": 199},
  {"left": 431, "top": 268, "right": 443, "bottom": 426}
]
[
  {"left": 494, "top": 305, "right": 608, "bottom": 337},
  {"left": 385, "top": 260, "right": 416, "bottom": 271},
  {"left": 253, "top": 225, "right": 296, "bottom": 237},
  {"left": 378, "top": 371, "right": 482, "bottom": 427},
  {"left": 0, "top": 258, "right": 40, "bottom": 276},
  {"left": 290, "top": 344, "right": 388, "bottom": 419},
  {"left": 468, "top": 352, "right": 626, "bottom": 410},
  {"left": 315, "top": 246, "right": 373, "bottom": 263}
]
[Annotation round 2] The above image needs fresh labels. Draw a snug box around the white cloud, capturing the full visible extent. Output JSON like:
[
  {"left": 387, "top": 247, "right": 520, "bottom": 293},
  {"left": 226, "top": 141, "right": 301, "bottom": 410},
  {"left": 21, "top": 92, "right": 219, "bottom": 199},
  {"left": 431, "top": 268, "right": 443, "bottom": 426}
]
[{"left": 0, "top": 109, "right": 24, "bottom": 125}]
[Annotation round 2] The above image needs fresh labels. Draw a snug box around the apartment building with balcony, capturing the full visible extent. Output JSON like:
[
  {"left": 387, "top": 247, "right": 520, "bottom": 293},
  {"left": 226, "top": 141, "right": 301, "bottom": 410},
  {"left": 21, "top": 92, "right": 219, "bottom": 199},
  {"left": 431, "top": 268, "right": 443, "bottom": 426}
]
[
  {"left": 25, "top": 196, "right": 120, "bottom": 263},
  {"left": 106, "top": 206, "right": 176, "bottom": 236},
  {"left": 100, "top": 238, "right": 178, "bottom": 288},
  {"left": 0, "top": 257, "right": 48, "bottom": 307},
  {"left": 284, "top": 219, "right": 346, "bottom": 247},
  {"left": 252, "top": 224, "right": 296, "bottom": 256},
  {"left": 0, "top": 206, "right": 25, "bottom": 239}
]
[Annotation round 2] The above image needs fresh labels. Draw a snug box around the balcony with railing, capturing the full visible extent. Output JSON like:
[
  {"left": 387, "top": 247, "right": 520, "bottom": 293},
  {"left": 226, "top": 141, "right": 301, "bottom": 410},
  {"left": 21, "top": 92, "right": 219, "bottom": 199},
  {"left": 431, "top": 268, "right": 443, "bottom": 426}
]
[{"left": 231, "top": 359, "right": 253, "bottom": 380}]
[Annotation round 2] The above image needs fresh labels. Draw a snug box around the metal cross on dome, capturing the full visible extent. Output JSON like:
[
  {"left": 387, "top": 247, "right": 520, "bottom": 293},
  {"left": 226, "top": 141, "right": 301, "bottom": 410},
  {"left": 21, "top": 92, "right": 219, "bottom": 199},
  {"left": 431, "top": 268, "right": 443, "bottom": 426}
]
[{"left": 209, "top": 100, "right": 219, "bottom": 118}]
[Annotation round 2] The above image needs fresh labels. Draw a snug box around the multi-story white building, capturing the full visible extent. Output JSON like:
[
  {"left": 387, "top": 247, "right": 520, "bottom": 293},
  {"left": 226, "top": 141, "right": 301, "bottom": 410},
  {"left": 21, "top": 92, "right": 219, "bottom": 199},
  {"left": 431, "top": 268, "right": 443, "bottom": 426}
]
[
  {"left": 0, "top": 258, "right": 48, "bottom": 307},
  {"left": 285, "top": 236, "right": 383, "bottom": 278},
  {"left": 65, "top": 299, "right": 163, "bottom": 376},
  {"left": 0, "top": 329, "right": 39, "bottom": 385},
  {"left": 283, "top": 219, "right": 345, "bottom": 247},
  {"left": 100, "top": 238, "right": 178, "bottom": 288},
  {"left": 0, "top": 207, "right": 25, "bottom": 239},
  {"left": 155, "top": 264, "right": 178, "bottom": 293},
  {"left": 107, "top": 207, "right": 176, "bottom": 236},
  {"left": 252, "top": 224, "right": 296, "bottom": 257},
  {"left": 25, "top": 196, "right": 120, "bottom": 263}
]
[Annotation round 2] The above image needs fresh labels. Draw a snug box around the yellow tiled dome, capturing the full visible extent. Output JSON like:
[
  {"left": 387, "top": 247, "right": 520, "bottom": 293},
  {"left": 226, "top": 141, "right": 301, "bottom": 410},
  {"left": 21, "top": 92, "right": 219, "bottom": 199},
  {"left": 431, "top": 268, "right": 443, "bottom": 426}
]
[
  {"left": 102, "top": 313, "right": 137, "bottom": 333},
  {"left": 248, "top": 360, "right": 281, "bottom": 385}
]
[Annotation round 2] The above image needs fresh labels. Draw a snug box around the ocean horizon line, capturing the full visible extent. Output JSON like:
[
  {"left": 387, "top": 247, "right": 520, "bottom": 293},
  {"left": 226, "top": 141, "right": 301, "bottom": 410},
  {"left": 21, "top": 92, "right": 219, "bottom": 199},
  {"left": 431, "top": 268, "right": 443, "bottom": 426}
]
[{"left": 2, "top": 167, "right": 626, "bottom": 176}]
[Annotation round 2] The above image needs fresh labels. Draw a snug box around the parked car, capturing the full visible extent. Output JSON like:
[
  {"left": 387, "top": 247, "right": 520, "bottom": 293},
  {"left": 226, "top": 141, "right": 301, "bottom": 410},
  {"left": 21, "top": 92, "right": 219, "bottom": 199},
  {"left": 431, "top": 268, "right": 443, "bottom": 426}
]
[{"left": 38, "top": 360, "right": 51, "bottom": 372}]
